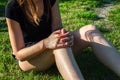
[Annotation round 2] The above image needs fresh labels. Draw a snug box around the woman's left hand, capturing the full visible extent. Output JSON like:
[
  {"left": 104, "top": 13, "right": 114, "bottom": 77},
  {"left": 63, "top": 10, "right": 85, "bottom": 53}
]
[{"left": 59, "top": 29, "right": 74, "bottom": 47}]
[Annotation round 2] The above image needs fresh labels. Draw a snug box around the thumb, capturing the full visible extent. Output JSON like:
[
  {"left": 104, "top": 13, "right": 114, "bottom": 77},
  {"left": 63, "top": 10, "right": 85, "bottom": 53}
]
[{"left": 61, "top": 28, "right": 66, "bottom": 35}]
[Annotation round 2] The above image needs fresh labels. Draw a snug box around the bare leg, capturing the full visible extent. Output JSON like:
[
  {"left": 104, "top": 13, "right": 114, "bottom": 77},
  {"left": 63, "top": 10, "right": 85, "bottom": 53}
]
[
  {"left": 18, "top": 50, "right": 55, "bottom": 71},
  {"left": 85, "top": 26, "right": 120, "bottom": 77},
  {"left": 72, "top": 24, "right": 120, "bottom": 77},
  {"left": 53, "top": 47, "right": 84, "bottom": 80},
  {"left": 19, "top": 48, "right": 85, "bottom": 80}
]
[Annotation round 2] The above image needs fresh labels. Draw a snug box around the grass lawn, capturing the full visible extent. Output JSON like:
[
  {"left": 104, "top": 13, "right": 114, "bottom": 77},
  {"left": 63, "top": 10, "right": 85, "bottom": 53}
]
[{"left": 0, "top": 0, "right": 120, "bottom": 80}]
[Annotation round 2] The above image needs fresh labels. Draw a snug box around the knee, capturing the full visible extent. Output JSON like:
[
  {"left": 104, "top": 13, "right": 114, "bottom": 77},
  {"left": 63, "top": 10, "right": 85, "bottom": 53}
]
[
  {"left": 18, "top": 62, "right": 30, "bottom": 72},
  {"left": 84, "top": 24, "right": 101, "bottom": 42},
  {"left": 80, "top": 24, "right": 97, "bottom": 34},
  {"left": 85, "top": 24, "right": 97, "bottom": 31},
  {"left": 81, "top": 24, "right": 99, "bottom": 42},
  {"left": 85, "top": 24, "right": 98, "bottom": 36}
]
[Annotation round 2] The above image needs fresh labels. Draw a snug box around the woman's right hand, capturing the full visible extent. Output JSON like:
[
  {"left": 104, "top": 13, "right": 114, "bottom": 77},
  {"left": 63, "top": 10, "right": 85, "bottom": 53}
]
[{"left": 43, "top": 29, "right": 63, "bottom": 49}]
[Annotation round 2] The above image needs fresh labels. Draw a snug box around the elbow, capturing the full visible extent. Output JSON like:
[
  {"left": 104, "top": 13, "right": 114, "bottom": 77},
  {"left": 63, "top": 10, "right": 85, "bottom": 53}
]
[{"left": 15, "top": 52, "right": 27, "bottom": 61}]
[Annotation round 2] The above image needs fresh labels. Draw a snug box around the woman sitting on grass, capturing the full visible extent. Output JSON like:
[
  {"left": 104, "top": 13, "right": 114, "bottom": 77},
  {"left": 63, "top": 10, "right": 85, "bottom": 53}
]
[{"left": 5, "top": 0, "right": 120, "bottom": 79}]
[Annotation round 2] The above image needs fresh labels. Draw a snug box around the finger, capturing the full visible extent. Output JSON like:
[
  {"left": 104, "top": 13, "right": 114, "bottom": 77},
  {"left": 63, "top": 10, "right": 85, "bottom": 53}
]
[
  {"left": 60, "top": 31, "right": 73, "bottom": 38},
  {"left": 53, "top": 29, "right": 61, "bottom": 34},
  {"left": 61, "top": 28, "right": 68, "bottom": 34},
  {"left": 61, "top": 35, "right": 74, "bottom": 42},
  {"left": 60, "top": 37, "right": 70, "bottom": 43},
  {"left": 61, "top": 28, "right": 65, "bottom": 34},
  {"left": 60, "top": 32, "right": 70, "bottom": 38},
  {"left": 56, "top": 43, "right": 65, "bottom": 48},
  {"left": 64, "top": 40, "right": 74, "bottom": 47}
]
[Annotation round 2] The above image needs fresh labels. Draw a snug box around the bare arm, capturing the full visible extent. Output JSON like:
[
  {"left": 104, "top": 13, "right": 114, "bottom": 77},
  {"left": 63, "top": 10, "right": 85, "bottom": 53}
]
[
  {"left": 6, "top": 18, "right": 46, "bottom": 61},
  {"left": 6, "top": 0, "right": 71, "bottom": 61},
  {"left": 51, "top": 0, "right": 74, "bottom": 47},
  {"left": 51, "top": 0, "right": 63, "bottom": 31},
  {"left": 6, "top": 18, "right": 65, "bottom": 61}
]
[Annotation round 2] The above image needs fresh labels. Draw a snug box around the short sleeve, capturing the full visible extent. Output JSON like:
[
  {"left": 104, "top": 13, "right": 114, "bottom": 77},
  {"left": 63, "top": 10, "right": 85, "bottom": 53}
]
[
  {"left": 5, "top": 0, "right": 21, "bottom": 23},
  {"left": 50, "top": 0, "right": 56, "bottom": 7}
]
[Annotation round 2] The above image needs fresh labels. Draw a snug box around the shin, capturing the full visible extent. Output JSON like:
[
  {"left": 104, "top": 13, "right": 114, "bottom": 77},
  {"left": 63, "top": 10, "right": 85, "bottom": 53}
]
[{"left": 53, "top": 47, "right": 84, "bottom": 80}]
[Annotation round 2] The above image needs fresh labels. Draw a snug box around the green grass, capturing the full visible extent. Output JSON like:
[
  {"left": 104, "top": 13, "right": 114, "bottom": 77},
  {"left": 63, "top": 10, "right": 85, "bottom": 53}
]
[
  {"left": 0, "top": 0, "right": 120, "bottom": 80},
  {"left": 0, "top": 0, "right": 8, "bottom": 16}
]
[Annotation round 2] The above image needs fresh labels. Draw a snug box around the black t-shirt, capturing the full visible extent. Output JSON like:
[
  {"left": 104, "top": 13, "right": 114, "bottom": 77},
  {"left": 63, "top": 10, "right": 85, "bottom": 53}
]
[{"left": 5, "top": 0, "right": 56, "bottom": 44}]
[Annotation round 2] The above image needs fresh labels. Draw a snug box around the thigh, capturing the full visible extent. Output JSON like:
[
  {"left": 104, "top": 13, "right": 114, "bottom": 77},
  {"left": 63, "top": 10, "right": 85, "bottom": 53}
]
[{"left": 18, "top": 50, "right": 55, "bottom": 71}]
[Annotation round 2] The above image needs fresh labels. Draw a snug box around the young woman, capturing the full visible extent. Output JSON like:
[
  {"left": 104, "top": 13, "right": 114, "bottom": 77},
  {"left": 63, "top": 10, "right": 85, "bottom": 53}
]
[{"left": 5, "top": 0, "right": 120, "bottom": 79}]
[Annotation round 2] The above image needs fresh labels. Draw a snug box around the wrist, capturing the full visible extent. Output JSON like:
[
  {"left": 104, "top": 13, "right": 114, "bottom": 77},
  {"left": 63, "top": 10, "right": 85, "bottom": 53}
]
[{"left": 42, "top": 39, "right": 47, "bottom": 50}]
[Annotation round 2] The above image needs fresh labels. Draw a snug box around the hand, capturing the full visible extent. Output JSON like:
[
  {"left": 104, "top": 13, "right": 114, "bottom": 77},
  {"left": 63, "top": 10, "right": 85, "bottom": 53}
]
[
  {"left": 43, "top": 29, "right": 74, "bottom": 49},
  {"left": 59, "top": 29, "right": 74, "bottom": 47},
  {"left": 43, "top": 30, "right": 63, "bottom": 49}
]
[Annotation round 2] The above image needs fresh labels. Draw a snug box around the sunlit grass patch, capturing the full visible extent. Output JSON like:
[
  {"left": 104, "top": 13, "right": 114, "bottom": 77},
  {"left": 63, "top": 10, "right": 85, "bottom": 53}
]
[
  {"left": 103, "top": 4, "right": 120, "bottom": 52},
  {"left": 0, "top": 0, "right": 120, "bottom": 80},
  {"left": 108, "top": 6, "right": 120, "bottom": 27},
  {"left": 60, "top": 1, "right": 99, "bottom": 31}
]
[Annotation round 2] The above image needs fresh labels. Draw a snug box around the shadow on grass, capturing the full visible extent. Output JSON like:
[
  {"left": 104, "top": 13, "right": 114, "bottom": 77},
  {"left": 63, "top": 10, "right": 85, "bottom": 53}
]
[
  {"left": 0, "top": 19, "right": 8, "bottom": 32},
  {"left": 0, "top": 0, "right": 8, "bottom": 17},
  {"left": 33, "top": 65, "right": 61, "bottom": 77},
  {"left": 0, "top": 5, "right": 5, "bottom": 17},
  {"left": 76, "top": 48, "right": 120, "bottom": 80}
]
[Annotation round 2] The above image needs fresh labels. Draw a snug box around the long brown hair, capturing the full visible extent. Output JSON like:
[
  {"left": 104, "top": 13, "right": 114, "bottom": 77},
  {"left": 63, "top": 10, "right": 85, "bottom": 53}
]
[{"left": 18, "top": 0, "right": 51, "bottom": 26}]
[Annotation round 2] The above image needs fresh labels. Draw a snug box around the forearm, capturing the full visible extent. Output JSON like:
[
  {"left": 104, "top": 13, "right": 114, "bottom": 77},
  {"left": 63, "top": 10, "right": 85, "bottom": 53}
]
[
  {"left": 16, "top": 29, "right": 61, "bottom": 61},
  {"left": 16, "top": 40, "right": 46, "bottom": 61}
]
